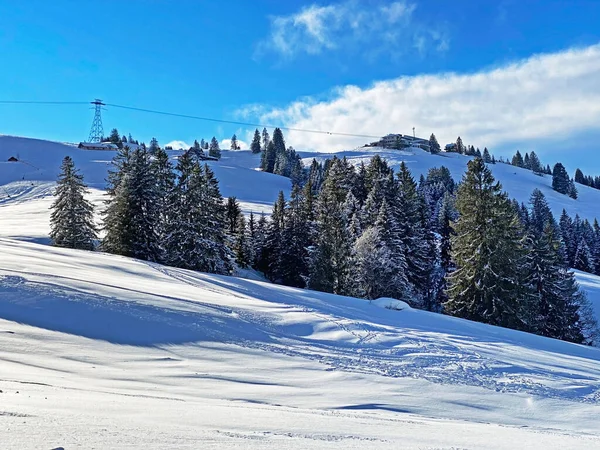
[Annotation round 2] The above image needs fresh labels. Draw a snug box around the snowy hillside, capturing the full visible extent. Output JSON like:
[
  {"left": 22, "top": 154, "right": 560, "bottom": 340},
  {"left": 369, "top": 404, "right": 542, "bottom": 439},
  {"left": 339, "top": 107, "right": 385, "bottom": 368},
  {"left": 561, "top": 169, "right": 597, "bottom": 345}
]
[
  {"left": 0, "top": 135, "right": 291, "bottom": 215},
  {"left": 2, "top": 134, "right": 600, "bottom": 448},
  {"left": 303, "top": 146, "right": 600, "bottom": 223},
  {"left": 1, "top": 238, "right": 600, "bottom": 449}
]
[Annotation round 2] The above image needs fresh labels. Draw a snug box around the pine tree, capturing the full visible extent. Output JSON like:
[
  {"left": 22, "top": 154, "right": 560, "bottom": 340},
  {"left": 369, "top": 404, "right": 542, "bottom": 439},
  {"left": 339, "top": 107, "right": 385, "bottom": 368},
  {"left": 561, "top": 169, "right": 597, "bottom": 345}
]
[
  {"left": 261, "top": 128, "right": 270, "bottom": 152},
  {"left": 482, "top": 147, "right": 492, "bottom": 163},
  {"left": 529, "top": 151, "right": 542, "bottom": 174},
  {"left": 396, "top": 162, "right": 434, "bottom": 305},
  {"left": 446, "top": 158, "right": 529, "bottom": 330},
  {"left": 234, "top": 214, "right": 250, "bottom": 268},
  {"left": 225, "top": 197, "right": 242, "bottom": 235},
  {"left": 429, "top": 133, "right": 441, "bottom": 154},
  {"left": 512, "top": 150, "right": 524, "bottom": 167},
  {"left": 456, "top": 136, "right": 465, "bottom": 155},
  {"left": 523, "top": 152, "right": 531, "bottom": 170},
  {"left": 148, "top": 137, "right": 160, "bottom": 154},
  {"left": 575, "top": 168, "right": 585, "bottom": 184},
  {"left": 263, "top": 141, "right": 276, "bottom": 173},
  {"left": 151, "top": 148, "right": 176, "bottom": 262},
  {"left": 109, "top": 128, "right": 123, "bottom": 148},
  {"left": 567, "top": 179, "right": 578, "bottom": 199},
  {"left": 524, "top": 222, "right": 586, "bottom": 342},
  {"left": 278, "top": 184, "right": 311, "bottom": 287},
  {"left": 250, "top": 129, "right": 262, "bottom": 154},
  {"left": 49, "top": 156, "right": 97, "bottom": 250},
  {"left": 559, "top": 209, "right": 576, "bottom": 266},
  {"left": 230, "top": 134, "right": 239, "bottom": 150},
  {"left": 209, "top": 137, "right": 221, "bottom": 159},
  {"left": 552, "top": 163, "right": 570, "bottom": 194},
  {"left": 308, "top": 158, "right": 353, "bottom": 294},
  {"left": 264, "top": 191, "right": 286, "bottom": 281},
  {"left": 574, "top": 238, "right": 594, "bottom": 273},
  {"left": 102, "top": 147, "right": 161, "bottom": 261}
]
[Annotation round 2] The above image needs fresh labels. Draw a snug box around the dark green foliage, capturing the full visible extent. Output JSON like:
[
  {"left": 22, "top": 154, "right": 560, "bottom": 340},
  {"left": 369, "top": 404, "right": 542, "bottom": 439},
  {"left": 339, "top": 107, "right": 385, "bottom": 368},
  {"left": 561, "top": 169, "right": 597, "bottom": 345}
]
[
  {"left": 225, "top": 197, "right": 242, "bottom": 235},
  {"left": 456, "top": 137, "right": 465, "bottom": 155},
  {"left": 209, "top": 137, "right": 221, "bottom": 159},
  {"left": 308, "top": 158, "right": 353, "bottom": 295},
  {"left": 429, "top": 133, "right": 441, "bottom": 154},
  {"left": 552, "top": 163, "right": 570, "bottom": 195},
  {"left": 102, "top": 147, "right": 162, "bottom": 261},
  {"left": 446, "top": 158, "right": 529, "bottom": 330},
  {"left": 109, "top": 128, "right": 123, "bottom": 149},
  {"left": 50, "top": 156, "right": 97, "bottom": 250},
  {"left": 482, "top": 147, "right": 492, "bottom": 163},
  {"left": 230, "top": 134, "right": 239, "bottom": 150},
  {"left": 511, "top": 150, "right": 524, "bottom": 167},
  {"left": 250, "top": 129, "right": 262, "bottom": 154}
]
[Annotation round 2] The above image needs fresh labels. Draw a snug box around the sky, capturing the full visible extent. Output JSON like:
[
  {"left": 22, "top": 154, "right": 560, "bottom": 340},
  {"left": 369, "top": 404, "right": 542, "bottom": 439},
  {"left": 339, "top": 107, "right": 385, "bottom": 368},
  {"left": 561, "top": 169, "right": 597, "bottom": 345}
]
[{"left": 0, "top": 0, "right": 599, "bottom": 172}]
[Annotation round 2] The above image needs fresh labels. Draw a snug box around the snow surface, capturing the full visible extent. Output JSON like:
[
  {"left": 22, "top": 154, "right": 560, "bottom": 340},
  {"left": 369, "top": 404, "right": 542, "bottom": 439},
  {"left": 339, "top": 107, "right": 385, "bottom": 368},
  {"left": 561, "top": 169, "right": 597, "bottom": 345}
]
[{"left": 1, "top": 135, "right": 600, "bottom": 448}]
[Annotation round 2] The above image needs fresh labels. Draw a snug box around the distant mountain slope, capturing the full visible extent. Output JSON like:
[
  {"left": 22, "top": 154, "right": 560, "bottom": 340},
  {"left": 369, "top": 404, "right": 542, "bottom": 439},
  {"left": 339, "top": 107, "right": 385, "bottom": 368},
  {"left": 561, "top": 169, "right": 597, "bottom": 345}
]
[{"left": 302, "top": 147, "right": 600, "bottom": 223}]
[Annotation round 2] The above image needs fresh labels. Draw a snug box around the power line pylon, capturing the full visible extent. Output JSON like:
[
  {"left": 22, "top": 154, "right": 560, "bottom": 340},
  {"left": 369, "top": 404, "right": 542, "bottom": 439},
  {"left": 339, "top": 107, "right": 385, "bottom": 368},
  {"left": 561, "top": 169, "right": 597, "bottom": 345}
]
[{"left": 87, "top": 99, "right": 105, "bottom": 142}]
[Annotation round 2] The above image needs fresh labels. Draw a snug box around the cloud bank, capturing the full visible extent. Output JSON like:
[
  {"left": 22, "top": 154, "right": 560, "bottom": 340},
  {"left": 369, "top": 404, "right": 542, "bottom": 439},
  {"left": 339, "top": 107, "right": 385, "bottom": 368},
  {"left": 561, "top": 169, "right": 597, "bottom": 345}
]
[
  {"left": 255, "top": 44, "right": 600, "bottom": 154},
  {"left": 256, "top": 0, "right": 448, "bottom": 61}
]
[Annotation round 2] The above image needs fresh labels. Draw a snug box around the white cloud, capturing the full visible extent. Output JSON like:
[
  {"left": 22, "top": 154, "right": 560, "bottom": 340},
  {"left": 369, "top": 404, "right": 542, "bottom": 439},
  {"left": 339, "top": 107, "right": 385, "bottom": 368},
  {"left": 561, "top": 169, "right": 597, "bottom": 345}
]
[
  {"left": 256, "top": 0, "right": 447, "bottom": 61},
  {"left": 221, "top": 138, "right": 249, "bottom": 151},
  {"left": 254, "top": 44, "right": 600, "bottom": 155},
  {"left": 164, "top": 140, "right": 190, "bottom": 150}
]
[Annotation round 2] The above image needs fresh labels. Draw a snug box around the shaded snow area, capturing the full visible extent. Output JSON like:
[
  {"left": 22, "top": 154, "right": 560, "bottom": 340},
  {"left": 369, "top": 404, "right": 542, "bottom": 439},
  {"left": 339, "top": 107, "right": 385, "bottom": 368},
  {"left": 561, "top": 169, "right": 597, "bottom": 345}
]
[
  {"left": 1, "top": 239, "right": 599, "bottom": 449},
  {"left": 0, "top": 135, "right": 600, "bottom": 448}
]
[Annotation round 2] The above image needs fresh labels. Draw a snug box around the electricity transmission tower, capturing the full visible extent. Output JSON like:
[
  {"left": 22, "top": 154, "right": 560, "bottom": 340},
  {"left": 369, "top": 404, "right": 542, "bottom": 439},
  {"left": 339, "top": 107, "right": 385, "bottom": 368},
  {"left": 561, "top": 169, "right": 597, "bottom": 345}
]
[{"left": 87, "top": 99, "right": 105, "bottom": 142}]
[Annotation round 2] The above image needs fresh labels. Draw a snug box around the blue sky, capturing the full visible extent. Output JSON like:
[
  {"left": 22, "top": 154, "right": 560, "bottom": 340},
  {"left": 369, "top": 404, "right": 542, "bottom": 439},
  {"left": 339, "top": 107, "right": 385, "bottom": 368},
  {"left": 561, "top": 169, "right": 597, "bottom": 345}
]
[{"left": 0, "top": 0, "right": 599, "bottom": 171}]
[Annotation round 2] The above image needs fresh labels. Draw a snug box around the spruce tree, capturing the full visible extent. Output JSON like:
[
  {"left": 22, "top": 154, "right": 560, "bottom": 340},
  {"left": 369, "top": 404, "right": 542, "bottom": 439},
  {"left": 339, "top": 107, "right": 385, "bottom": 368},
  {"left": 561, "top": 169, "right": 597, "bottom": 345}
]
[
  {"left": 512, "top": 150, "right": 524, "bottom": 167},
  {"left": 308, "top": 158, "right": 353, "bottom": 294},
  {"left": 278, "top": 184, "right": 311, "bottom": 287},
  {"left": 529, "top": 151, "right": 542, "bottom": 174},
  {"left": 446, "top": 158, "right": 529, "bottom": 330},
  {"left": 230, "top": 134, "right": 239, "bottom": 150},
  {"left": 567, "top": 180, "right": 578, "bottom": 199},
  {"left": 225, "top": 197, "right": 242, "bottom": 235},
  {"left": 395, "top": 162, "right": 434, "bottom": 305},
  {"left": 250, "top": 129, "right": 262, "bottom": 154},
  {"left": 148, "top": 137, "right": 160, "bottom": 154},
  {"left": 50, "top": 156, "right": 97, "bottom": 250},
  {"left": 261, "top": 128, "right": 270, "bottom": 151},
  {"left": 429, "top": 134, "right": 441, "bottom": 154},
  {"left": 209, "top": 137, "right": 221, "bottom": 159},
  {"left": 552, "top": 163, "right": 570, "bottom": 194},
  {"left": 109, "top": 128, "right": 122, "bottom": 148},
  {"left": 456, "top": 137, "right": 465, "bottom": 155},
  {"left": 102, "top": 147, "right": 161, "bottom": 261},
  {"left": 234, "top": 214, "right": 250, "bottom": 268},
  {"left": 482, "top": 147, "right": 492, "bottom": 163},
  {"left": 151, "top": 148, "right": 176, "bottom": 262}
]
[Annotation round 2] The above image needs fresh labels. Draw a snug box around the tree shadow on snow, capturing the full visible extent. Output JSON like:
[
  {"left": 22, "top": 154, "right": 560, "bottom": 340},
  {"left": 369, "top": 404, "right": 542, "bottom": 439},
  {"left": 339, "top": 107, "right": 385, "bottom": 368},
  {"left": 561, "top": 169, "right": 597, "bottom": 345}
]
[{"left": 0, "top": 275, "right": 272, "bottom": 347}]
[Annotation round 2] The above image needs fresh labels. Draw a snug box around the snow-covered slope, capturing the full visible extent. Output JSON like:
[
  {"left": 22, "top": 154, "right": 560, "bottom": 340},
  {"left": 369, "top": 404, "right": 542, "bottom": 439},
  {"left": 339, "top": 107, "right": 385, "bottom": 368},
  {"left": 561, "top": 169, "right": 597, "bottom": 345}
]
[
  {"left": 303, "top": 146, "right": 600, "bottom": 223},
  {"left": 0, "top": 135, "right": 291, "bottom": 215},
  {"left": 2, "top": 135, "right": 600, "bottom": 448},
  {"left": 1, "top": 238, "right": 599, "bottom": 449}
]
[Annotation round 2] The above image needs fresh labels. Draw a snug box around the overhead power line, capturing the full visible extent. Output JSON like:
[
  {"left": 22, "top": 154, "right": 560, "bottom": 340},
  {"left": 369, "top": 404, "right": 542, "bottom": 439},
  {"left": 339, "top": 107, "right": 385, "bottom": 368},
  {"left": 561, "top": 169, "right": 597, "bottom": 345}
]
[
  {"left": 0, "top": 99, "right": 383, "bottom": 140},
  {"left": 0, "top": 100, "right": 89, "bottom": 105}
]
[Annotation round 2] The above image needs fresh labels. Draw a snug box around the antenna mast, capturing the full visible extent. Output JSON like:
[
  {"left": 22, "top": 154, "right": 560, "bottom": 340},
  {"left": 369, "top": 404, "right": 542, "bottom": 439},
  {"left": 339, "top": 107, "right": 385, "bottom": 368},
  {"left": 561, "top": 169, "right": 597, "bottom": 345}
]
[{"left": 87, "top": 99, "right": 105, "bottom": 142}]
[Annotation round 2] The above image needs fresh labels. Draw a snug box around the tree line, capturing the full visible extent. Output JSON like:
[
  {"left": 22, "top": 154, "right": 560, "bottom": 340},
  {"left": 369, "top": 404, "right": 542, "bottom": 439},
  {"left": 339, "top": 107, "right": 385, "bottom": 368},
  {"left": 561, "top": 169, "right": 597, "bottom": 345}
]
[{"left": 50, "top": 148, "right": 598, "bottom": 346}]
